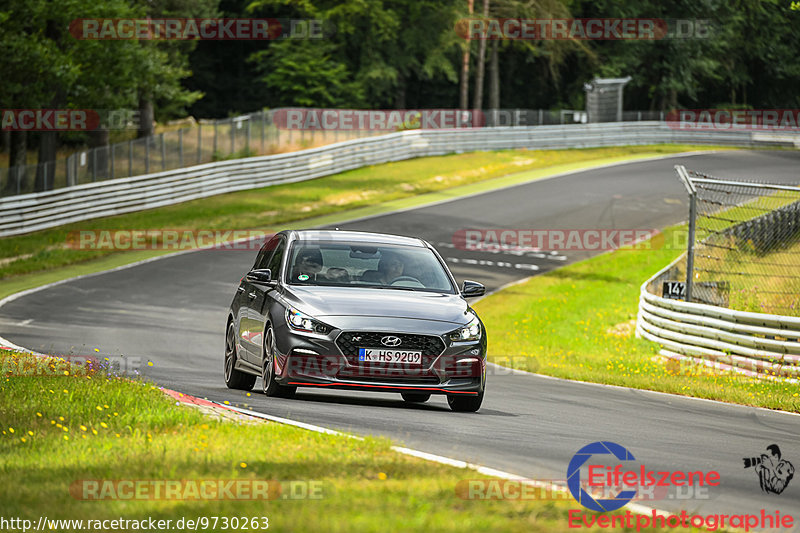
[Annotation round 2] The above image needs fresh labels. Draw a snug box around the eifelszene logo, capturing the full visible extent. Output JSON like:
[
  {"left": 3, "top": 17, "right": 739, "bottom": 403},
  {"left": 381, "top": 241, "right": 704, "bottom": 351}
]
[
  {"left": 567, "top": 441, "right": 638, "bottom": 511},
  {"left": 567, "top": 441, "right": 721, "bottom": 512},
  {"left": 743, "top": 444, "right": 795, "bottom": 494}
]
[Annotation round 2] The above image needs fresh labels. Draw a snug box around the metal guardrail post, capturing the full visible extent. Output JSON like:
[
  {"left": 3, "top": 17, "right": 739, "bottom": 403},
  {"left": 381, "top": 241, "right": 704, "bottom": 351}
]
[
  {"left": 111, "top": 144, "right": 115, "bottom": 179},
  {"left": 128, "top": 140, "right": 133, "bottom": 177},
  {"left": 92, "top": 149, "right": 96, "bottom": 182},
  {"left": 260, "top": 110, "right": 265, "bottom": 152},
  {"left": 675, "top": 165, "right": 697, "bottom": 302},
  {"left": 198, "top": 123, "right": 202, "bottom": 164},
  {"left": 145, "top": 138, "right": 150, "bottom": 174},
  {"left": 178, "top": 129, "right": 183, "bottom": 168}
]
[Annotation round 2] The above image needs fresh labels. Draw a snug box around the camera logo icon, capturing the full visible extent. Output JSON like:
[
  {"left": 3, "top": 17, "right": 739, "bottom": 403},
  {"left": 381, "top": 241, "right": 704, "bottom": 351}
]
[{"left": 743, "top": 444, "right": 794, "bottom": 495}]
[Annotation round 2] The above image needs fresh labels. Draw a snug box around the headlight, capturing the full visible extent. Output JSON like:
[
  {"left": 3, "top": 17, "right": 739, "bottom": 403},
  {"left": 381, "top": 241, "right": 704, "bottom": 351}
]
[
  {"left": 449, "top": 314, "right": 482, "bottom": 342},
  {"left": 285, "top": 307, "right": 332, "bottom": 335}
]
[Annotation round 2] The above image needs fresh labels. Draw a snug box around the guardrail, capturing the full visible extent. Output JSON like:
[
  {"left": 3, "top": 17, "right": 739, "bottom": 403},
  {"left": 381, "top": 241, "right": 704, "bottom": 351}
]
[
  {"left": 2, "top": 121, "right": 799, "bottom": 237},
  {"left": 636, "top": 256, "right": 800, "bottom": 382}
]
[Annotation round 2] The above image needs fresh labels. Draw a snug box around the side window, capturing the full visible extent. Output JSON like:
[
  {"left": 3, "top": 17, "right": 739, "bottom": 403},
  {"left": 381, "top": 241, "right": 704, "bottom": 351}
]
[
  {"left": 254, "top": 236, "right": 282, "bottom": 269},
  {"left": 261, "top": 238, "right": 286, "bottom": 277}
]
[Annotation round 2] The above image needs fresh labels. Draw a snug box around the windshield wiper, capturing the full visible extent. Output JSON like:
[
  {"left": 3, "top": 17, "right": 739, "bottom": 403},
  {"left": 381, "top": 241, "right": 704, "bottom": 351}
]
[{"left": 353, "top": 284, "right": 422, "bottom": 291}]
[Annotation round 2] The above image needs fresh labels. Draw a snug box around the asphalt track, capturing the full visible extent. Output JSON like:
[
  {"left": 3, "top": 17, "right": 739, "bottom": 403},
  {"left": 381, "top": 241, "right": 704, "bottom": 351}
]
[{"left": 3, "top": 150, "right": 800, "bottom": 524}]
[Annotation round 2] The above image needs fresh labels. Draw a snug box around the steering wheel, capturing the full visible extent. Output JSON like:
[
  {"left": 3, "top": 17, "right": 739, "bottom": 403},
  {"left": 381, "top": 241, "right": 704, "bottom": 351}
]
[{"left": 390, "top": 275, "right": 423, "bottom": 285}]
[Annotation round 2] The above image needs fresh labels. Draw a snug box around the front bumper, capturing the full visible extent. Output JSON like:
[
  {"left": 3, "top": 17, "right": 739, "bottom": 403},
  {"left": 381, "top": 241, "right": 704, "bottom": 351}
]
[{"left": 272, "top": 319, "right": 486, "bottom": 395}]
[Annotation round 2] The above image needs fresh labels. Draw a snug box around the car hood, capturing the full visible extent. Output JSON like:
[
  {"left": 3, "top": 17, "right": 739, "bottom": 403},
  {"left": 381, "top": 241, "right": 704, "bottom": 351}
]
[{"left": 282, "top": 286, "right": 472, "bottom": 325}]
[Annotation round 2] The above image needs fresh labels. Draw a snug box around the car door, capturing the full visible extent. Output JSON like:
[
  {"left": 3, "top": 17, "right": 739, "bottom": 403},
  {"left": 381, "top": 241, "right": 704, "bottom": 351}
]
[
  {"left": 238, "top": 241, "right": 272, "bottom": 364},
  {"left": 239, "top": 235, "right": 285, "bottom": 363},
  {"left": 249, "top": 236, "right": 286, "bottom": 358}
]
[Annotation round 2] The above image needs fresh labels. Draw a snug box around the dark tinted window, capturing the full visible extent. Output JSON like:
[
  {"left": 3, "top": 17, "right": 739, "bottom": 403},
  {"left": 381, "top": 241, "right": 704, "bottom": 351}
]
[
  {"left": 255, "top": 236, "right": 283, "bottom": 270},
  {"left": 265, "top": 238, "right": 286, "bottom": 275}
]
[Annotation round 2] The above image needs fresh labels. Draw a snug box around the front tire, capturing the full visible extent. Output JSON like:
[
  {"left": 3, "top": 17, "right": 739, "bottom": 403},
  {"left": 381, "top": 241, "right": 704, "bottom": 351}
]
[
  {"left": 401, "top": 393, "right": 431, "bottom": 403},
  {"left": 262, "top": 326, "right": 296, "bottom": 398},
  {"left": 224, "top": 321, "right": 256, "bottom": 391},
  {"left": 447, "top": 391, "right": 483, "bottom": 412}
]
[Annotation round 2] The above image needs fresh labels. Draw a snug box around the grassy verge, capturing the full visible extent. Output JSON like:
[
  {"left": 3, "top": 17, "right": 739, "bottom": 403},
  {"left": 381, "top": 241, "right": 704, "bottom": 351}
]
[
  {"left": 0, "top": 351, "right": 685, "bottom": 532},
  {"left": 0, "top": 145, "right": 729, "bottom": 296},
  {"left": 474, "top": 225, "right": 800, "bottom": 413}
]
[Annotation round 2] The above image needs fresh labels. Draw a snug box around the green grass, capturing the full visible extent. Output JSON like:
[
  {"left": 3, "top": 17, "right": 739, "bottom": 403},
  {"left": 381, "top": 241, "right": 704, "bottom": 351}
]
[
  {"left": 0, "top": 351, "right": 692, "bottom": 532},
  {"left": 0, "top": 145, "right": 728, "bottom": 290},
  {"left": 474, "top": 225, "right": 800, "bottom": 413}
]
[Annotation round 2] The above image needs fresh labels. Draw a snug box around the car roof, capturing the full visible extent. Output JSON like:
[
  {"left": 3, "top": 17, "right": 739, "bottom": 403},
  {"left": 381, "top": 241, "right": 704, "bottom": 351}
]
[{"left": 287, "top": 229, "right": 427, "bottom": 247}]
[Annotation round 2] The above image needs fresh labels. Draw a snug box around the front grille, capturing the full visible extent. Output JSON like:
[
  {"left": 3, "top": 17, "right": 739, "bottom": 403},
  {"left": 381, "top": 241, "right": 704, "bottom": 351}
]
[{"left": 335, "top": 331, "right": 446, "bottom": 368}]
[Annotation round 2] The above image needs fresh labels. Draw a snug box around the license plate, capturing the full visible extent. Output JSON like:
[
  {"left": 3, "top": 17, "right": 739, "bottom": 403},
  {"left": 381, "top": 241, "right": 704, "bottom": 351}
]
[{"left": 358, "top": 348, "right": 422, "bottom": 364}]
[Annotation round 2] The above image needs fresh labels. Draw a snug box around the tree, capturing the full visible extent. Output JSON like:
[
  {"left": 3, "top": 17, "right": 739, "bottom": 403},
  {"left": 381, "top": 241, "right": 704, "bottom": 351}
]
[
  {"left": 0, "top": 0, "right": 213, "bottom": 191},
  {"left": 247, "top": 0, "right": 465, "bottom": 109},
  {"left": 132, "top": 0, "right": 218, "bottom": 138},
  {"left": 472, "top": 0, "right": 489, "bottom": 110}
]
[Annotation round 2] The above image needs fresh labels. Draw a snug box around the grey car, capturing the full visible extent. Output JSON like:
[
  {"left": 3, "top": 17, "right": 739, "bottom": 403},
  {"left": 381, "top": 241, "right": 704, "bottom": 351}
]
[{"left": 224, "top": 229, "right": 487, "bottom": 412}]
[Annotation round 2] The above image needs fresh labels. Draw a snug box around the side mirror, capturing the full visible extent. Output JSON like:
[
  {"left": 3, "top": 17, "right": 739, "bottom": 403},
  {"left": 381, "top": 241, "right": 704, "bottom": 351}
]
[
  {"left": 246, "top": 268, "right": 274, "bottom": 284},
  {"left": 461, "top": 280, "right": 485, "bottom": 298}
]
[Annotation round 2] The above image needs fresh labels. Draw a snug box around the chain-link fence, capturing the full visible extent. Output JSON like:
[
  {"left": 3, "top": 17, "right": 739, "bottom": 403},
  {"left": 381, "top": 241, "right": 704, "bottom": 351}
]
[
  {"left": 0, "top": 110, "right": 381, "bottom": 197},
  {"left": 0, "top": 108, "right": 667, "bottom": 198},
  {"left": 677, "top": 166, "right": 800, "bottom": 316}
]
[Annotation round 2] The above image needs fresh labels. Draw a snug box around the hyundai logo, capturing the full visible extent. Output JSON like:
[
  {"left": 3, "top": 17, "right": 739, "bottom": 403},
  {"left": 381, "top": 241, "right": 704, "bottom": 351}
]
[{"left": 381, "top": 335, "right": 402, "bottom": 347}]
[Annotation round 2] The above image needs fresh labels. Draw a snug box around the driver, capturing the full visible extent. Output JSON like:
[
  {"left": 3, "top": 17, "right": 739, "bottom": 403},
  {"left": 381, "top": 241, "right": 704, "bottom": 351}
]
[{"left": 376, "top": 252, "right": 405, "bottom": 284}]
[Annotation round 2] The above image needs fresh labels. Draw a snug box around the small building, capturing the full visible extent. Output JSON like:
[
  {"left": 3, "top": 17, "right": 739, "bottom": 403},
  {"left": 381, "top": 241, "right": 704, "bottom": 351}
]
[{"left": 584, "top": 77, "right": 632, "bottom": 122}]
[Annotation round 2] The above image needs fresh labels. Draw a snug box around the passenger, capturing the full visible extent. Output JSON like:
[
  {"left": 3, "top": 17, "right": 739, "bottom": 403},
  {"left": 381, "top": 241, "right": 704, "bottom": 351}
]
[{"left": 291, "top": 248, "right": 323, "bottom": 282}]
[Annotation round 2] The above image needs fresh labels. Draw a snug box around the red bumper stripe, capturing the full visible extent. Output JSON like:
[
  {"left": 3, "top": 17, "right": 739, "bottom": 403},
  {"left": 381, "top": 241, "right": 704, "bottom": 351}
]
[{"left": 287, "top": 382, "right": 478, "bottom": 395}]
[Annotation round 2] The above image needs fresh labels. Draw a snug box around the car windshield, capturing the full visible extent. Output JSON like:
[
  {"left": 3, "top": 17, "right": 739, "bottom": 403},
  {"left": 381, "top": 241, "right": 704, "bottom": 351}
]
[{"left": 286, "top": 242, "right": 455, "bottom": 293}]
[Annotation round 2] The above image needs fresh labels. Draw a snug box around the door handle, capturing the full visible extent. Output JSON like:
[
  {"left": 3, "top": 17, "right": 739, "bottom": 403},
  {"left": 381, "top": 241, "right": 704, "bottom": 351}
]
[
  {"left": 248, "top": 292, "right": 257, "bottom": 299},
  {"left": 237, "top": 286, "right": 245, "bottom": 293}
]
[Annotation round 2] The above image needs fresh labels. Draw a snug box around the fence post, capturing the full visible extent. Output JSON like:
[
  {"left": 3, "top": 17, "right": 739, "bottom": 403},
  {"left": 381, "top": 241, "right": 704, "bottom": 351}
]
[
  {"left": 179, "top": 128, "right": 184, "bottom": 168},
  {"left": 111, "top": 144, "right": 115, "bottom": 179},
  {"left": 198, "top": 122, "right": 202, "bottom": 164},
  {"left": 160, "top": 133, "right": 166, "bottom": 170},
  {"left": 245, "top": 117, "right": 250, "bottom": 154},
  {"left": 230, "top": 119, "right": 235, "bottom": 156},
  {"left": 92, "top": 149, "right": 97, "bottom": 182},
  {"left": 213, "top": 121, "right": 218, "bottom": 157},
  {"left": 145, "top": 137, "right": 150, "bottom": 174},
  {"left": 261, "top": 110, "right": 265, "bottom": 152},
  {"left": 675, "top": 165, "right": 697, "bottom": 302},
  {"left": 128, "top": 140, "right": 133, "bottom": 177}
]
